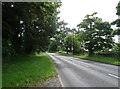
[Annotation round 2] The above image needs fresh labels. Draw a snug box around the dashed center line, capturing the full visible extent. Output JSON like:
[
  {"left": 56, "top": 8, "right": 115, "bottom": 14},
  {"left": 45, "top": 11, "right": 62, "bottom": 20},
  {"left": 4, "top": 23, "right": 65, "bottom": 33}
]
[
  {"left": 54, "top": 55, "right": 120, "bottom": 80},
  {"left": 108, "top": 73, "right": 120, "bottom": 79}
]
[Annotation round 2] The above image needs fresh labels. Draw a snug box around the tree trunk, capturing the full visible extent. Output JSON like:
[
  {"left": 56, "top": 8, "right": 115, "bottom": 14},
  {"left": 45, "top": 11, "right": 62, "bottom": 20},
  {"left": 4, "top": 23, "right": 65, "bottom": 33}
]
[
  {"left": 88, "top": 48, "right": 94, "bottom": 56},
  {"left": 67, "top": 50, "right": 68, "bottom": 54}
]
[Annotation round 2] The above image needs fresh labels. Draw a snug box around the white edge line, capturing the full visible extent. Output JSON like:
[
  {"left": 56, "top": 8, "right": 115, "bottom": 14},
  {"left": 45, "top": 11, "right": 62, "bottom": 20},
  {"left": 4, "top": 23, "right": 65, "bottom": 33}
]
[
  {"left": 53, "top": 58, "right": 64, "bottom": 87},
  {"left": 58, "top": 74, "right": 64, "bottom": 87},
  {"left": 54, "top": 60, "right": 64, "bottom": 87},
  {"left": 47, "top": 53, "right": 64, "bottom": 87},
  {"left": 108, "top": 73, "right": 120, "bottom": 79}
]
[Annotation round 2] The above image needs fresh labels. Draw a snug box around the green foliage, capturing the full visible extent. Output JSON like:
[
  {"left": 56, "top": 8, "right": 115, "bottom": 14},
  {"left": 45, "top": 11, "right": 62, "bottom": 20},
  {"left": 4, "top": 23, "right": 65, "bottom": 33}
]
[
  {"left": 48, "top": 20, "right": 72, "bottom": 52},
  {"left": 2, "top": 2, "right": 61, "bottom": 56},
  {"left": 75, "top": 55, "right": 120, "bottom": 65},
  {"left": 64, "top": 34, "right": 73, "bottom": 53},
  {"left": 73, "top": 35, "right": 80, "bottom": 54},
  {"left": 115, "top": 43, "right": 120, "bottom": 56},
  {"left": 58, "top": 52, "right": 120, "bottom": 65},
  {"left": 2, "top": 53, "right": 57, "bottom": 87},
  {"left": 116, "top": 1, "right": 120, "bottom": 15},
  {"left": 64, "top": 34, "right": 80, "bottom": 54},
  {"left": 48, "top": 40, "right": 58, "bottom": 52},
  {"left": 76, "top": 32, "right": 86, "bottom": 54},
  {"left": 77, "top": 13, "right": 114, "bottom": 56},
  {"left": 49, "top": 8, "right": 118, "bottom": 57},
  {"left": 112, "top": 1, "right": 120, "bottom": 35},
  {"left": 116, "top": 1, "right": 120, "bottom": 34}
]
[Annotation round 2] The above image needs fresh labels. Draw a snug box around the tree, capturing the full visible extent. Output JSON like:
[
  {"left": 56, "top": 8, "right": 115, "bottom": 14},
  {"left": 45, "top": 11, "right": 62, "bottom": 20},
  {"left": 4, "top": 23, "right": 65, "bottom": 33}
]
[
  {"left": 116, "top": 1, "right": 120, "bottom": 29},
  {"left": 112, "top": 1, "right": 120, "bottom": 35},
  {"left": 112, "top": 1, "right": 120, "bottom": 57},
  {"left": 64, "top": 34, "right": 80, "bottom": 54},
  {"left": 111, "top": 1, "right": 120, "bottom": 57},
  {"left": 73, "top": 35, "right": 80, "bottom": 54},
  {"left": 76, "top": 32, "right": 86, "bottom": 54},
  {"left": 77, "top": 13, "right": 114, "bottom": 56},
  {"left": 64, "top": 34, "right": 73, "bottom": 54},
  {"left": 51, "top": 20, "right": 71, "bottom": 52},
  {"left": 56, "top": 20, "right": 68, "bottom": 44},
  {"left": 48, "top": 39, "right": 58, "bottom": 52},
  {"left": 2, "top": 2, "right": 61, "bottom": 56}
]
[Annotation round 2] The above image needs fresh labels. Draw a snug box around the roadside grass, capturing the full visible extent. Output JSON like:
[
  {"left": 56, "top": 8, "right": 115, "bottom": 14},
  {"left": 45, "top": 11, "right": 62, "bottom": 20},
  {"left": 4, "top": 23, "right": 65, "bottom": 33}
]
[
  {"left": 2, "top": 53, "right": 57, "bottom": 87},
  {"left": 75, "top": 55, "right": 120, "bottom": 66},
  {"left": 58, "top": 52, "right": 120, "bottom": 66}
]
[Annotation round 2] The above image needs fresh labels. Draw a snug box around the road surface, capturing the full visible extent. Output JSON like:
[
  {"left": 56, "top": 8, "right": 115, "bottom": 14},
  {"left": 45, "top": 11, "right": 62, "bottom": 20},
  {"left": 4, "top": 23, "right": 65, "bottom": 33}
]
[{"left": 47, "top": 53, "right": 119, "bottom": 87}]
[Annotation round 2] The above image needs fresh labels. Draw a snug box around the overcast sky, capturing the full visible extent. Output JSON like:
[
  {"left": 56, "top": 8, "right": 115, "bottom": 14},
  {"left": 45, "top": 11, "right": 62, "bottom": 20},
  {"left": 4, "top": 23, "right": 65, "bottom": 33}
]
[
  {"left": 59, "top": 0, "right": 119, "bottom": 43},
  {"left": 59, "top": 0, "right": 119, "bottom": 28}
]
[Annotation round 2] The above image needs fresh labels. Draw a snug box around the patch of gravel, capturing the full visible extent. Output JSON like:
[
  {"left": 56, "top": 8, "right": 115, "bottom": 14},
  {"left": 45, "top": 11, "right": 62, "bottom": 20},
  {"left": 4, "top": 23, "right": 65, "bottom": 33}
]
[{"left": 39, "top": 76, "right": 61, "bottom": 87}]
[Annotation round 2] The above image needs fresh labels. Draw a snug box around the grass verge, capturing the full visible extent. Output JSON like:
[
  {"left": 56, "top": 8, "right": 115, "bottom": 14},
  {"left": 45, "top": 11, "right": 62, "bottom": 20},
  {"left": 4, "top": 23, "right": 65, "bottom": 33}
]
[
  {"left": 58, "top": 52, "right": 120, "bottom": 66},
  {"left": 75, "top": 55, "right": 120, "bottom": 66},
  {"left": 2, "top": 53, "right": 57, "bottom": 87}
]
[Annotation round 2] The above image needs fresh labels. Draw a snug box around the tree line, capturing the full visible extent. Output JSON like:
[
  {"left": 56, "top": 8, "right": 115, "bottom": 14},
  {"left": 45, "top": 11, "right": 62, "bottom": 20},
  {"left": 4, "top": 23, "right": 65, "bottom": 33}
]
[
  {"left": 2, "top": 1, "right": 120, "bottom": 57},
  {"left": 48, "top": 1, "right": 120, "bottom": 57},
  {"left": 2, "top": 2, "right": 61, "bottom": 57}
]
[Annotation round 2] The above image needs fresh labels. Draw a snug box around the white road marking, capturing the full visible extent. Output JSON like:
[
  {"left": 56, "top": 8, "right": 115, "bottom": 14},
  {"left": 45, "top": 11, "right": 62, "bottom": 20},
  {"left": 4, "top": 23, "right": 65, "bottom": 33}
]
[
  {"left": 52, "top": 54, "right": 120, "bottom": 80},
  {"left": 58, "top": 74, "right": 64, "bottom": 87},
  {"left": 108, "top": 73, "right": 120, "bottom": 79},
  {"left": 83, "top": 65, "right": 89, "bottom": 68},
  {"left": 59, "top": 56, "right": 91, "bottom": 68},
  {"left": 60, "top": 57, "right": 90, "bottom": 69}
]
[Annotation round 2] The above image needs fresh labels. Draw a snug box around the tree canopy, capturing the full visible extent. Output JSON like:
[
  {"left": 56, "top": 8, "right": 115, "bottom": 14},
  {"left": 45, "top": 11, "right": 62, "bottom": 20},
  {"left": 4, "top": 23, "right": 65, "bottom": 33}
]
[
  {"left": 77, "top": 13, "right": 114, "bottom": 56},
  {"left": 2, "top": 2, "right": 61, "bottom": 56},
  {"left": 112, "top": 1, "right": 120, "bottom": 35},
  {"left": 3, "top": 2, "right": 119, "bottom": 57}
]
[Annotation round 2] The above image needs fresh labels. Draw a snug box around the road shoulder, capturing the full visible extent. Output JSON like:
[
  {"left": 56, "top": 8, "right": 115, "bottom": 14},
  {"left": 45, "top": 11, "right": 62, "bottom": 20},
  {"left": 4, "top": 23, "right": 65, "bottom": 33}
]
[{"left": 39, "top": 76, "right": 61, "bottom": 87}]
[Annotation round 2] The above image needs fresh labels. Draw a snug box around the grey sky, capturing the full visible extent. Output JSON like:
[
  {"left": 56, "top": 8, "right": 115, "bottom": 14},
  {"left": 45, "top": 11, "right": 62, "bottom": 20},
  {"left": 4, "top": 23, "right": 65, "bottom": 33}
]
[
  {"left": 59, "top": 0, "right": 119, "bottom": 43},
  {"left": 59, "top": 0, "right": 119, "bottom": 28}
]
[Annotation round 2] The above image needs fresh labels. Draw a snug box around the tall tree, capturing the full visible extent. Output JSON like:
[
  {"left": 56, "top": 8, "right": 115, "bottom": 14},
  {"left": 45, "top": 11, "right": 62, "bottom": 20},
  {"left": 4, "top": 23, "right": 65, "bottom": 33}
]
[
  {"left": 2, "top": 2, "right": 61, "bottom": 56},
  {"left": 64, "top": 34, "right": 80, "bottom": 54},
  {"left": 116, "top": 1, "right": 120, "bottom": 29},
  {"left": 51, "top": 20, "right": 71, "bottom": 51},
  {"left": 77, "top": 13, "right": 114, "bottom": 56},
  {"left": 48, "top": 39, "right": 58, "bottom": 52},
  {"left": 111, "top": 1, "right": 120, "bottom": 57},
  {"left": 112, "top": 1, "right": 120, "bottom": 35}
]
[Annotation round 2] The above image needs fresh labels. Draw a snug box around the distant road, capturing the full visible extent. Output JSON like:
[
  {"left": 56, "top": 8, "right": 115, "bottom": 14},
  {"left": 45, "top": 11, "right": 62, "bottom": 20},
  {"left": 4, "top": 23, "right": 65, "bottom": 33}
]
[{"left": 47, "top": 53, "right": 119, "bottom": 87}]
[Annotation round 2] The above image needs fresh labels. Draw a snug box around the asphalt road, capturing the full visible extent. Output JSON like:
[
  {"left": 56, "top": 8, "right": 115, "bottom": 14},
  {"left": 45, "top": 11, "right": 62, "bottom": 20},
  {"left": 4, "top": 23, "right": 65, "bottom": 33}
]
[{"left": 47, "top": 53, "right": 120, "bottom": 87}]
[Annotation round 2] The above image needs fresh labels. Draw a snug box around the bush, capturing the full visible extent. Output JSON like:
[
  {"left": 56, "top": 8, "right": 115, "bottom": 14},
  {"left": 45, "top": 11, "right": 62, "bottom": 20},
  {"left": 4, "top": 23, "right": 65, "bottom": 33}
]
[{"left": 2, "top": 40, "right": 15, "bottom": 57}]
